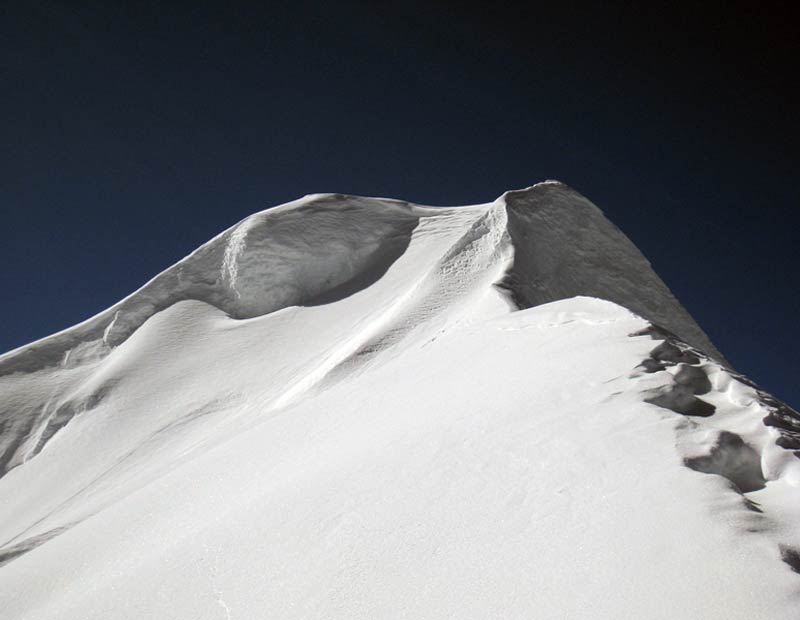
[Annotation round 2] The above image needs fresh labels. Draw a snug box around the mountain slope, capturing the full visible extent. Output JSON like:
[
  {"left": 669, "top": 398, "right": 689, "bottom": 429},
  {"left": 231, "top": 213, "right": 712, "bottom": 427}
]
[{"left": 1, "top": 182, "right": 798, "bottom": 619}]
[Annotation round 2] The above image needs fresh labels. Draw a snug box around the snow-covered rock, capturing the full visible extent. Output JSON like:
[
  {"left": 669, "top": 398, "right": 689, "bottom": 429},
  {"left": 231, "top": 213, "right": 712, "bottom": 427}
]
[{"left": 1, "top": 182, "right": 798, "bottom": 619}]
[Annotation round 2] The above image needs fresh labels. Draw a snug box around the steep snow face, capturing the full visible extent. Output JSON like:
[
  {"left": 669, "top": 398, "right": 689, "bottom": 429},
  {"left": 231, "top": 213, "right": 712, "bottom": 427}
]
[
  {"left": 1, "top": 183, "right": 799, "bottom": 619},
  {"left": 216, "top": 194, "right": 422, "bottom": 316},
  {"left": 503, "top": 182, "right": 724, "bottom": 361}
]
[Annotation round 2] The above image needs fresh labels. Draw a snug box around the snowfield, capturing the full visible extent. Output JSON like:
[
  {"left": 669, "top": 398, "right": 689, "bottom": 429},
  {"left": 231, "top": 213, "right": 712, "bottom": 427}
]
[{"left": 1, "top": 181, "right": 798, "bottom": 618}]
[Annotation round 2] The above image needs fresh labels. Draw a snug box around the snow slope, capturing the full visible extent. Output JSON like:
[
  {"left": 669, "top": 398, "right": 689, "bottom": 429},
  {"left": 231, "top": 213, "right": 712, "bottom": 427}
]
[{"left": 1, "top": 182, "right": 798, "bottom": 619}]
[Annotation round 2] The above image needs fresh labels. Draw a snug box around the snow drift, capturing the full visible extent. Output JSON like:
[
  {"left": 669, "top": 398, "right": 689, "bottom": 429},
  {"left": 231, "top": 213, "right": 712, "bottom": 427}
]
[{"left": 1, "top": 181, "right": 798, "bottom": 619}]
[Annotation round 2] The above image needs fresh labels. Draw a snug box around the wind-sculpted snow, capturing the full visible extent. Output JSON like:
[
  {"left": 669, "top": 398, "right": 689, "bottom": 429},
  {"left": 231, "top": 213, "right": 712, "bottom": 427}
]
[
  {"left": 0, "top": 193, "right": 421, "bottom": 478},
  {"left": 1, "top": 183, "right": 799, "bottom": 619},
  {"left": 0, "top": 194, "right": 420, "bottom": 377},
  {"left": 628, "top": 323, "right": 800, "bottom": 573}
]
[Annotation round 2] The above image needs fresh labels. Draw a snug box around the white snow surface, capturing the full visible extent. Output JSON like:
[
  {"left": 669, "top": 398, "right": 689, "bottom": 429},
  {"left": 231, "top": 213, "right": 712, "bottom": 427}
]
[{"left": 1, "top": 182, "right": 799, "bottom": 618}]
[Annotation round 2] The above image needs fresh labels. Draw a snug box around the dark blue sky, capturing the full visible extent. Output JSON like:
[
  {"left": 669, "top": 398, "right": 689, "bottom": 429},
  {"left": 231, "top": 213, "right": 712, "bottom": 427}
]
[{"left": 2, "top": 2, "right": 798, "bottom": 406}]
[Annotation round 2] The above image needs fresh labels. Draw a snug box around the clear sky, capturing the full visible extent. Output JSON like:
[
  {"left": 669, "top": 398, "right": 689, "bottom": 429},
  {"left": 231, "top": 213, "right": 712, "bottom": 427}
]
[{"left": 2, "top": 2, "right": 797, "bottom": 406}]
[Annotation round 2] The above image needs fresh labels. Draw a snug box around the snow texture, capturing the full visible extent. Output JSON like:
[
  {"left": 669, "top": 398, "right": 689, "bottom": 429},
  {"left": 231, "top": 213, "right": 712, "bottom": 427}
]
[{"left": 1, "top": 182, "right": 798, "bottom": 619}]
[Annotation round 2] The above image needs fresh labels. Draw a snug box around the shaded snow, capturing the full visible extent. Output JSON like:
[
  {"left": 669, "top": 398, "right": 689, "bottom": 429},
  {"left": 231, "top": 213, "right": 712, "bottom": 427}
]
[{"left": 502, "top": 182, "right": 725, "bottom": 361}]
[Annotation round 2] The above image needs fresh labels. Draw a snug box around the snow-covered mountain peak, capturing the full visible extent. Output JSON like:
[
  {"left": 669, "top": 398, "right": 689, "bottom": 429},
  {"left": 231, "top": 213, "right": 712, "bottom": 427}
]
[
  {"left": 501, "top": 178, "right": 569, "bottom": 193},
  {"left": 0, "top": 182, "right": 719, "bottom": 377},
  {"left": 3, "top": 183, "right": 800, "bottom": 619}
]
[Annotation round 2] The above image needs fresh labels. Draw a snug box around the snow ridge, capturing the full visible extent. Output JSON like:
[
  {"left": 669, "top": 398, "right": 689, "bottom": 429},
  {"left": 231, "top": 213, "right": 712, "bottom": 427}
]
[{"left": 0, "top": 182, "right": 721, "bottom": 377}]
